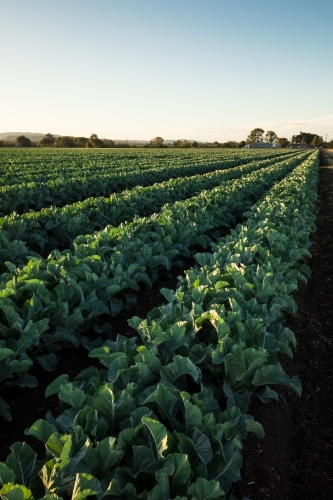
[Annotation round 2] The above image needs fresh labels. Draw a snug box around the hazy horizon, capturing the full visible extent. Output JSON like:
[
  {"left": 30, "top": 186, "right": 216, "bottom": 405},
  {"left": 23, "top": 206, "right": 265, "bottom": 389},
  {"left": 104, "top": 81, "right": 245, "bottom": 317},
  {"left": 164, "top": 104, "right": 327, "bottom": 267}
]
[{"left": 1, "top": 0, "right": 333, "bottom": 142}]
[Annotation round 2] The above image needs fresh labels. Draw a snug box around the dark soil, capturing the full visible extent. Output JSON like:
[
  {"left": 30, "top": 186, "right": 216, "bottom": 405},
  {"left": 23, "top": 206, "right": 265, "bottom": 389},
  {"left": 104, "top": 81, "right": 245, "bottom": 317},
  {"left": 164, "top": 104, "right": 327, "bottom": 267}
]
[{"left": 232, "top": 150, "right": 333, "bottom": 499}]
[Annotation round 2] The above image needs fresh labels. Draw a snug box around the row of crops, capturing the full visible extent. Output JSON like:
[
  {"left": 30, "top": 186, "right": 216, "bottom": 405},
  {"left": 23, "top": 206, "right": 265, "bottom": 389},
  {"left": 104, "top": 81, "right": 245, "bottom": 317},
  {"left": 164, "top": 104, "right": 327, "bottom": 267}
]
[
  {"left": 0, "top": 149, "right": 299, "bottom": 214},
  {"left": 0, "top": 148, "right": 319, "bottom": 499},
  {"left": 0, "top": 148, "right": 297, "bottom": 186}
]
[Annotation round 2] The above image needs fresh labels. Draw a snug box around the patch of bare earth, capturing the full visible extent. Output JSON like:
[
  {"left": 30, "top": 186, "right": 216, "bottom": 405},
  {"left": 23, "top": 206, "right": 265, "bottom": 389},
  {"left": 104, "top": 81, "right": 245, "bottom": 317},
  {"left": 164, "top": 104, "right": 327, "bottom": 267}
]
[{"left": 232, "top": 150, "right": 333, "bottom": 499}]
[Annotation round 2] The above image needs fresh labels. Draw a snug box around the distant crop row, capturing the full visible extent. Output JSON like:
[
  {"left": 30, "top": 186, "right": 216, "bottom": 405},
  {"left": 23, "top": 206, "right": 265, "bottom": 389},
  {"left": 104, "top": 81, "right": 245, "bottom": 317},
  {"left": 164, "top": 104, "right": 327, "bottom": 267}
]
[
  {"left": 0, "top": 149, "right": 298, "bottom": 215},
  {"left": 0, "top": 151, "right": 307, "bottom": 270},
  {"left": 0, "top": 147, "right": 295, "bottom": 185}
]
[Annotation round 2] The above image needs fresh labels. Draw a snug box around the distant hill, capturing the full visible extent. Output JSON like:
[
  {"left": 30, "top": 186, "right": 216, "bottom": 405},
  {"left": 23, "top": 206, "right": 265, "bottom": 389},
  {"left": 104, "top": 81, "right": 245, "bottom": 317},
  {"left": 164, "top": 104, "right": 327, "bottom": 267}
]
[{"left": 0, "top": 132, "right": 61, "bottom": 142}]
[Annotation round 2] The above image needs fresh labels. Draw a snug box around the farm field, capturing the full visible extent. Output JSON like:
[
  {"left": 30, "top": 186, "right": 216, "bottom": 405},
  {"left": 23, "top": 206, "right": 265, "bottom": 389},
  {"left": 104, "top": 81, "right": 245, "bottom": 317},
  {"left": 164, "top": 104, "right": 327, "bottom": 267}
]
[
  {"left": 234, "top": 149, "right": 333, "bottom": 499},
  {"left": 0, "top": 147, "right": 330, "bottom": 499}
]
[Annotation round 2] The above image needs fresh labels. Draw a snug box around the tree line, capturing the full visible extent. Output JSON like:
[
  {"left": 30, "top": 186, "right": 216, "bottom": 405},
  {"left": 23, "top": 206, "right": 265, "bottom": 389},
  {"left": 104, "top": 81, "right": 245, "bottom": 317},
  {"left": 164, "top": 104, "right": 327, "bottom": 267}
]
[
  {"left": 147, "top": 137, "right": 247, "bottom": 149},
  {"left": 246, "top": 128, "right": 327, "bottom": 148},
  {"left": 0, "top": 134, "right": 118, "bottom": 149},
  {"left": 0, "top": 130, "right": 331, "bottom": 149},
  {"left": 0, "top": 133, "right": 247, "bottom": 149}
]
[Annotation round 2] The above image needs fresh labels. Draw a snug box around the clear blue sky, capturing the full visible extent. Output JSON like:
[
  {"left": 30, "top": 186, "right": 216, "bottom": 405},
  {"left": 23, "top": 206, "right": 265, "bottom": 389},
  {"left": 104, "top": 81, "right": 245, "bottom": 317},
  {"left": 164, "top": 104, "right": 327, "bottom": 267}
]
[{"left": 1, "top": 0, "right": 332, "bottom": 141}]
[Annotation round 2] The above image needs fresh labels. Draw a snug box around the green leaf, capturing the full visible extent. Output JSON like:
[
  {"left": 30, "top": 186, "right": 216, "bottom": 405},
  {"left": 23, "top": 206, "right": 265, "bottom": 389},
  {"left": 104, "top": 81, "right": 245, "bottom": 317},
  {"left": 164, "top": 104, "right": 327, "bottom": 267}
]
[
  {"left": 110, "top": 297, "right": 123, "bottom": 316},
  {"left": 187, "top": 478, "right": 225, "bottom": 499},
  {"left": 223, "top": 382, "right": 250, "bottom": 412},
  {"left": 34, "top": 353, "right": 58, "bottom": 372},
  {"left": 160, "top": 288, "right": 175, "bottom": 303},
  {"left": 132, "top": 445, "right": 156, "bottom": 477},
  {"left": 107, "top": 354, "right": 129, "bottom": 383},
  {"left": 106, "top": 284, "right": 121, "bottom": 297},
  {"left": 96, "top": 437, "right": 123, "bottom": 474},
  {"left": 142, "top": 417, "right": 169, "bottom": 460},
  {"left": 224, "top": 346, "right": 246, "bottom": 385},
  {"left": 236, "top": 348, "right": 268, "bottom": 388},
  {"left": 59, "top": 434, "right": 88, "bottom": 473},
  {"left": 14, "top": 374, "right": 38, "bottom": 389},
  {"left": 58, "top": 383, "right": 86, "bottom": 408},
  {"left": 0, "top": 463, "right": 15, "bottom": 488},
  {"left": 170, "top": 454, "right": 191, "bottom": 497},
  {"left": 160, "top": 356, "right": 202, "bottom": 386},
  {"left": 25, "top": 420, "right": 57, "bottom": 444},
  {"left": 71, "top": 473, "right": 102, "bottom": 500},
  {"left": 93, "top": 385, "right": 135, "bottom": 432},
  {"left": 0, "top": 483, "right": 34, "bottom": 500},
  {"left": 38, "top": 458, "right": 62, "bottom": 494},
  {"left": 5, "top": 442, "right": 36, "bottom": 487},
  {"left": 252, "top": 365, "right": 302, "bottom": 396},
  {"left": 207, "top": 451, "right": 243, "bottom": 493},
  {"left": 214, "top": 281, "right": 229, "bottom": 291},
  {"left": 180, "top": 392, "right": 203, "bottom": 435},
  {"left": 192, "top": 428, "right": 213, "bottom": 465},
  {"left": 45, "top": 374, "right": 69, "bottom": 397},
  {"left": 256, "top": 386, "right": 279, "bottom": 403},
  {"left": 5, "top": 262, "right": 17, "bottom": 273},
  {"left": 244, "top": 419, "right": 265, "bottom": 439},
  {"left": 141, "top": 383, "right": 178, "bottom": 427},
  {"left": 147, "top": 472, "right": 170, "bottom": 500},
  {"left": 0, "top": 348, "right": 15, "bottom": 362},
  {"left": 98, "top": 477, "right": 138, "bottom": 498},
  {"left": 45, "top": 433, "right": 65, "bottom": 459},
  {"left": 174, "top": 432, "right": 197, "bottom": 463}
]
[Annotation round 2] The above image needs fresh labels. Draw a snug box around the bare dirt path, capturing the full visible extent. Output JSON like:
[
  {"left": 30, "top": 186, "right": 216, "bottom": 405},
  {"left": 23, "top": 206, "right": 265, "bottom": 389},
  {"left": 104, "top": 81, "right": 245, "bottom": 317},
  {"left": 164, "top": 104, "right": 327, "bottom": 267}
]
[{"left": 233, "top": 149, "right": 333, "bottom": 499}]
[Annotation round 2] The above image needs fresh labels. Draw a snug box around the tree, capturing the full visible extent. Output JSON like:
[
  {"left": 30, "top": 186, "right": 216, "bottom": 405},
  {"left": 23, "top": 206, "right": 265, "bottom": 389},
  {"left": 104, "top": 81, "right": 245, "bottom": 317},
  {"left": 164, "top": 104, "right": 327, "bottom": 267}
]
[
  {"left": 264, "top": 130, "right": 278, "bottom": 144},
  {"left": 173, "top": 140, "right": 192, "bottom": 148},
  {"left": 246, "top": 128, "right": 264, "bottom": 144},
  {"left": 73, "top": 137, "right": 89, "bottom": 148},
  {"left": 292, "top": 131, "right": 318, "bottom": 146},
  {"left": 238, "top": 141, "right": 246, "bottom": 148},
  {"left": 54, "top": 136, "right": 76, "bottom": 148},
  {"left": 220, "top": 141, "right": 239, "bottom": 148},
  {"left": 39, "top": 133, "right": 55, "bottom": 147},
  {"left": 192, "top": 141, "right": 199, "bottom": 148},
  {"left": 102, "top": 139, "right": 115, "bottom": 148},
  {"left": 16, "top": 135, "right": 31, "bottom": 147},
  {"left": 276, "top": 137, "right": 289, "bottom": 148},
  {"left": 150, "top": 137, "right": 164, "bottom": 148},
  {"left": 86, "top": 133, "right": 104, "bottom": 148},
  {"left": 311, "top": 135, "right": 323, "bottom": 147}
]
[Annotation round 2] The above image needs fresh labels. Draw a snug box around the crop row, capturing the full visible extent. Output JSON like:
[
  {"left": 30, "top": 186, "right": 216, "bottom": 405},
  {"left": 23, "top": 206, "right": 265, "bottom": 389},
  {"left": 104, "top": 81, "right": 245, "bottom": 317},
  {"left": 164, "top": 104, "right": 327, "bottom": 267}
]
[
  {"left": 0, "top": 150, "right": 299, "bottom": 215},
  {"left": 0, "top": 151, "right": 319, "bottom": 499},
  {"left": 0, "top": 151, "right": 309, "bottom": 270},
  {"left": 0, "top": 151, "right": 309, "bottom": 419},
  {"left": 0, "top": 148, "right": 295, "bottom": 186}
]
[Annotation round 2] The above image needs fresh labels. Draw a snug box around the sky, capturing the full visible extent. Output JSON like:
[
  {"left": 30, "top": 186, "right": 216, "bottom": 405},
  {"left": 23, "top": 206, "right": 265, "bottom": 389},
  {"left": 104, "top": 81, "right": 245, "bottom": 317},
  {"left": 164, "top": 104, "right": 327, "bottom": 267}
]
[{"left": 1, "top": 0, "right": 333, "bottom": 142}]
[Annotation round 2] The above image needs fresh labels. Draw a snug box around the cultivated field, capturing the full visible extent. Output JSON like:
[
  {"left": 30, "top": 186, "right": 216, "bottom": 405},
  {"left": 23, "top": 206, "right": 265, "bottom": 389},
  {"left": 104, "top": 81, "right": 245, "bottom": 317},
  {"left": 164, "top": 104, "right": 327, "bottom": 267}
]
[{"left": 0, "top": 147, "right": 324, "bottom": 499}]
